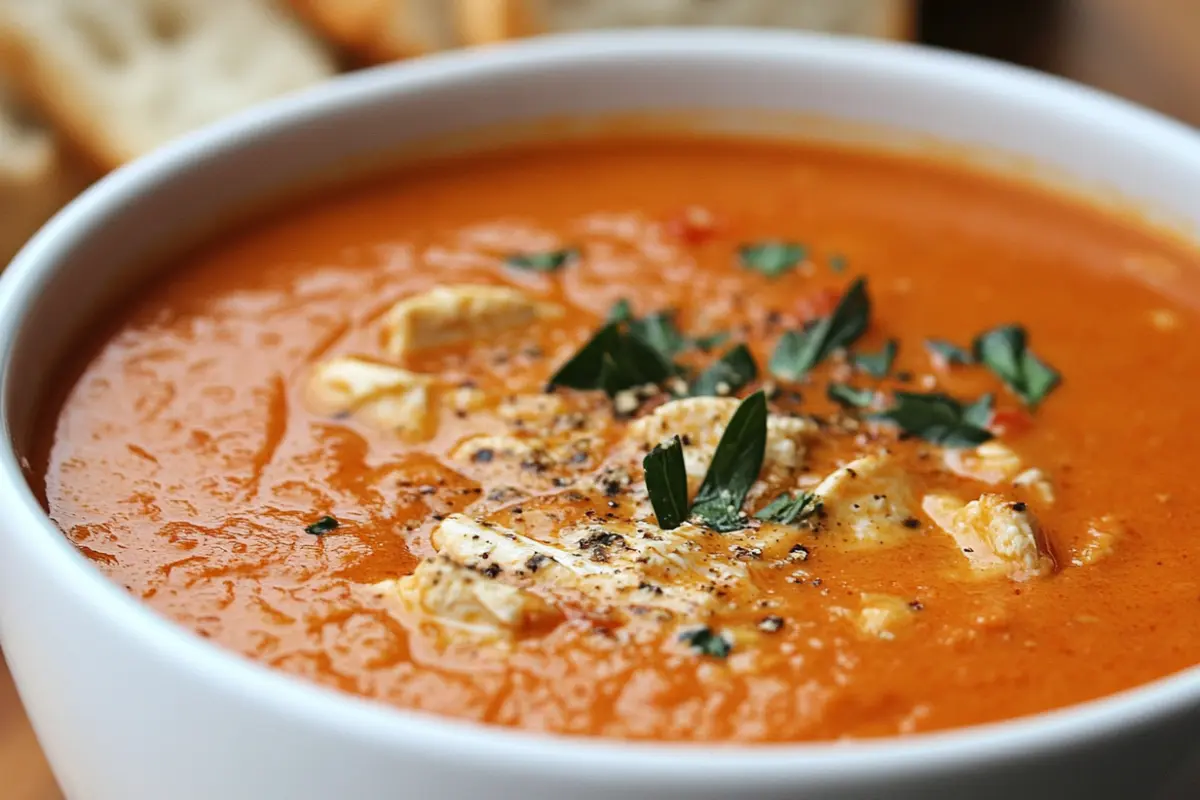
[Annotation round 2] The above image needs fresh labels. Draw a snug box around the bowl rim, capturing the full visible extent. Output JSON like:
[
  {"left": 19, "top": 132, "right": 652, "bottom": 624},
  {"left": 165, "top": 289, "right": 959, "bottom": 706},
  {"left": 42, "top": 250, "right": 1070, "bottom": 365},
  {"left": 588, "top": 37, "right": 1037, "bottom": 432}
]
[{"left": 2, "top": 28, "right": 1199, "bottom": 784}]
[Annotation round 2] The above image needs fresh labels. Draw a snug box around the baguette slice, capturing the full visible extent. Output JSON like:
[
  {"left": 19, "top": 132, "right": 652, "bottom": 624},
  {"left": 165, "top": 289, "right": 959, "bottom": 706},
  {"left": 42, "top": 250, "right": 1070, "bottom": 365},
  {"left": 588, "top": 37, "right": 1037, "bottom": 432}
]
[
  {"left": 0, "top": 78, "right": 93, "bottom": 265},
  {"left": 0, "top": 0, "right": 337, "bottom": 170},
  {"left": 287, "top": 0, "right": 460, "bottom": 63},
  {"left": 457, "top": 0, "right": 914, "bottom": 45}
]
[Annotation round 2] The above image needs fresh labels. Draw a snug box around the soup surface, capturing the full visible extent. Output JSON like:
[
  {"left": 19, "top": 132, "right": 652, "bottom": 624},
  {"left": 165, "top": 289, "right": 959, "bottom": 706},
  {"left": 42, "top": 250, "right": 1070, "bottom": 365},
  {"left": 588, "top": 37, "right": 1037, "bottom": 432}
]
[{"left": 39, "top": 137, "right": 1200, "bottom": 742}]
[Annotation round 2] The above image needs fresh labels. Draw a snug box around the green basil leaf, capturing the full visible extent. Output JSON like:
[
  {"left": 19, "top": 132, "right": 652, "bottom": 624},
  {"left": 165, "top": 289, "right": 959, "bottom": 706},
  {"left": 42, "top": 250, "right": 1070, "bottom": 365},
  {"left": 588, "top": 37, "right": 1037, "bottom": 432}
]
[
  {"left": 630, "top": 312, "right": 688, "bottom": 361},
  {"left": 769, "top": 277, "right": 871, "bottom": 380},
  {"left": 505, "top": 248, "right": 579, "bottom": 273},
  {"left": 642, "top": 435, "right": 689, "bottom": 530},
  {"left": 689, "top": 344, "right": 758, "bottom": 397},
  {"left": 605, "top": 302, "right": 725, "bottom": 362},
  {"left": 606, "top": 298, "right": 633, "bottom": 323},
  {"left": 614, "top": 332, "right": 675, "bottom": 389},
  {"left": 692, "top": 330, "right": 731, "bottom": 352},
  {"left": 852, "top": 338, "right": 897, "bottom": 378},
  {"left": 754, "top": 491, "right": 819, "bottom": 525},
  {"left": 548, "top": 323, "right": 673, "bottom": 397},
  {"left": 305, "top": 515, "right": 339, "bottom": 536},
  {"left": 871, "top": 391, "right": 994, "bottom": 448},
  {"left": 973, "top": 324, "right": 1061, "bottom": 408},
  {"left": 691, "top": 391, "right": 767, "bottom": 531},
  {"left": 550, "top": 324, "right": 620, "bottom": 389},
  {"left": 679, "top": 626, "right": 732, "bottom": 658},
  {"left": 963, "top": 393, "right": 994, "bottom": 428},
  {"left": 925, "top": 338, "right": 974, "bottom": 365},
  {"left": 974, "top": 325, "right": 1025, "bottom": 382},
  {"left": 822, "top": 277, "right": 871, "bottom": 351},
  {"left": 827, "top": 383, "right": 875, "bottom": 408},
  {"left": 768, "top": 327, "right": 824, "bottom": 382},
  {"left": 1021, "top": 355, "right": 1060, "bottom": 406},
  {"left": 738, "top": 241, "right": 806, "bottom": 278}
]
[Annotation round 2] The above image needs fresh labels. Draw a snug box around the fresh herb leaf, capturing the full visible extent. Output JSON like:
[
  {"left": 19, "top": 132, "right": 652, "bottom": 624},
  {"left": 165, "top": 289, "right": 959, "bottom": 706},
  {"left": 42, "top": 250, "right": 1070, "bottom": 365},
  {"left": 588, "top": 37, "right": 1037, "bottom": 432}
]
[
  {"left": 963, "top": 393, "right": 994, "bottom": 428},
  {"left": 599, "top": 337, "right": 674, "bottom": 396},
  {"left": 630, "top": 312, "right": 688, "bottom": 361},
  {"left": 972, "top": 324, "right": 1061, "bottom": 408},
  {"left": 768, "top": 327, "right": 823, "bottom": 383},
  {"left": 925, "top": 338, "right": 974, "bottom": 365},
  {"left": 738, "top": 241, "right": 806, "bottom": 278},
  {"left": 305, "top": 515, "right": 339, "bottom": 535},
  {"left": 548, "top": 323, "right": 673, "bottom": 397},
  {"left": 769, "top": 277, "right": 871, "bottom": 380},
  {"left": 606, "top": 298, "right": 633, "bottom": 323},
  {"left": 505, "top": 248, "right": 579, "bottom": 273},
  {"left": 692, "top": 330, "right": 731, "bottom": 352},
  {"left": 691, "top": 391, "right": 767, "bottom": 531},
  {"left": 827, "top": 383, "right": 875, "bottom": 408},
  {"left": 605, "top": 302, "right": 724, "bottom": 361},
  {"left": 974, "top": 326, "right": 1024, "bottom": 383},
  {"left": 689, "top": 344, "right": 758, "bottom": 397},
  {"left": 871, "top": 391, "right": 994, "bottom": 448},
  {"left": 852, "top": 338, "right": 897, "bottom": 377},
  {"left": 754, "top": 491, "right": 819, "bottom": 525},
  {"left": 643, "top": 435, "right": 689, "bottom": 530},
  {"left": 813, "top": 277, "right": 871, "bottom": 351},
  {"left": 829, "top": 253, "right": 847, "bottom": 273},
  {"left": 679, "top": 626, "right": 732, "bottom": 658}
]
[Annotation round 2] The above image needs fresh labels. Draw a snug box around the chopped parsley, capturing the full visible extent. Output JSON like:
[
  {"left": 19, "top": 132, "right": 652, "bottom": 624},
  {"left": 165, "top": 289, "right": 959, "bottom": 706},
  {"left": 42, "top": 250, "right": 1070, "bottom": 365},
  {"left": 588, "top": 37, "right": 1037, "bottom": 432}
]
[
  {"left": 827, "top": 383, "right": 875, "bottom": 408},
  {"left": 871, "top": 391, "right": 994, "bottom": 448},
  {"left": 973, "top": 324, "right": 1061, "bottom": 408},
  {"left": 852, "top": 338, "right": 897, "bottom": 377},
  {"left": 642, "top": 435, "right": 688, "bottom": 530},
  {"left": 925, "top": 338, "right": 974, "bottom": 365},
  {"left": 547, "top": 321, "right": 673, "bottom": 398},
  {"left": 738, "top": 241, "right": 806, "bottom": 278},
  {"left": 755, "top": 491, "right": 820, "bottom": 525},
  {"left": 505, "top": 248, "right": 579, "bottom": 273},
  {"left": 690, "top": 391, "right": 767, "bottom": 531},
  {"left": 769, "top": 277, "right": 871, "bottom": 381},
  {"left": 689, "top": 343, "right": 758, "bottom": 397},
  {"left": 679, "top": 626, "right": 732, "bottom": 658},
  {"left": 305, "top": 515, "right": 339, "bottom": 536},
  {"left": 828, "top": 253, "right": 847, "bottom": 273}
]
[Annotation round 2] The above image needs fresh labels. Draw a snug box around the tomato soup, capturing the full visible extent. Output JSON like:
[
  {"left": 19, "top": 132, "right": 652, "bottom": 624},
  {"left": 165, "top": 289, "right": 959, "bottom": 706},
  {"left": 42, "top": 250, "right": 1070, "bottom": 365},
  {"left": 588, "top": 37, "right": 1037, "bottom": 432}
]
[{"left": 38, "top": 137, "right": 1200, "bottom": 742}]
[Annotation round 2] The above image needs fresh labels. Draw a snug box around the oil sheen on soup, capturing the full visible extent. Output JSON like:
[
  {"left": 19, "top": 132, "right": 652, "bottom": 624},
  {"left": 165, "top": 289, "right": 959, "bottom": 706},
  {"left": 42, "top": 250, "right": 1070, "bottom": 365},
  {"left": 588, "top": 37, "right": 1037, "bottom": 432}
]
[{"left": 40, "top": 137, "right": 1200, "bottom": 742}]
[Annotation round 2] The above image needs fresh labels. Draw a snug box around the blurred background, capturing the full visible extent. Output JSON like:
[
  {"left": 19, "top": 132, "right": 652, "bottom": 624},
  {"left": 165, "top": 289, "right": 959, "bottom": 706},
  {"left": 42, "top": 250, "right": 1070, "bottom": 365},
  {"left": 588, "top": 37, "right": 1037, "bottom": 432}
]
[{"left": 2, "top": 1, "right": 1199, "bottom": 796}]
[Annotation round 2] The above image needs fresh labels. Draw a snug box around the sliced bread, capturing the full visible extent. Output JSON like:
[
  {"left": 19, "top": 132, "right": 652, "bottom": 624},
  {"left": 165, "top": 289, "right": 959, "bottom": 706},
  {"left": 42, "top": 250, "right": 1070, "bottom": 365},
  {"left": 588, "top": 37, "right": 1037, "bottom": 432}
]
[
  {"left": 288, "top": 0, "right": 461, "bottom": 63},
  {"left": 0, "top": 78, "right": 93, "bottom": 264},
  {"left": 457, "top": 0, "right": 914, "bottom": 46},
  {"left": 0, "top": 0, "right": 337, "bottom": 170}
]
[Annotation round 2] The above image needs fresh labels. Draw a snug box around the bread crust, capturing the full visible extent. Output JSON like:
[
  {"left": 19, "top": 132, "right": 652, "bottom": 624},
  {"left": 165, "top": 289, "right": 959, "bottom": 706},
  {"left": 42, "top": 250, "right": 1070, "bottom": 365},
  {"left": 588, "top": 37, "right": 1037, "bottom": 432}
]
[
  {"left": 0, "top": 1, "right": 335, "bottom": 170},
  {"left": 454, "top": 0, "right": 536, "bottom": 45},
  {"left": 289, "top": 0, "right": 459, "bottom": 62},
  {"left": 0, "top": 82, "right": 95, "bottom": 264},
  {"left": 0, "top": 23, "right": 119, "bottom": 170},
  {"left": 455, "top": 0, "right": 915, "bottom": 45}
]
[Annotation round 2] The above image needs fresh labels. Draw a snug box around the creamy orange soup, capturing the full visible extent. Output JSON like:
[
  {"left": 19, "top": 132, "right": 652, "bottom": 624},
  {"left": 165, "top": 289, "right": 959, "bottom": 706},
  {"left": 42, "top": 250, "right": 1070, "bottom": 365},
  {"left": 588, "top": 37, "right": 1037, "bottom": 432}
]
[{"left": 38, "top": 137, "right": 1200, "bottom": 742}]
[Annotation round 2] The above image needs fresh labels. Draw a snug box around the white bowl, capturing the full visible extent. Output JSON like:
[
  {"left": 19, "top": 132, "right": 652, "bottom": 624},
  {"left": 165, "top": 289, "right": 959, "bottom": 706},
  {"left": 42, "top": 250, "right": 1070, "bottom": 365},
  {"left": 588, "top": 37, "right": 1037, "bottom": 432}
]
[{"left": 2, "top": 30, "right": 1199, "bottom": 800}]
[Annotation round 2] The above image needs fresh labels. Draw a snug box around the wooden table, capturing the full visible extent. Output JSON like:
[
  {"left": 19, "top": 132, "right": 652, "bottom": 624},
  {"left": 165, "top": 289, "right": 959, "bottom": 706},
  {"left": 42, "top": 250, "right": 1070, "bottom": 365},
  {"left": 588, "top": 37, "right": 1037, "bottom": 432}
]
[
  {"left": 0, "top": 656, "right": 61, "bottom": 799},
  {"left": 4, "top": 3, "right": 1200, "bottom": 796}
]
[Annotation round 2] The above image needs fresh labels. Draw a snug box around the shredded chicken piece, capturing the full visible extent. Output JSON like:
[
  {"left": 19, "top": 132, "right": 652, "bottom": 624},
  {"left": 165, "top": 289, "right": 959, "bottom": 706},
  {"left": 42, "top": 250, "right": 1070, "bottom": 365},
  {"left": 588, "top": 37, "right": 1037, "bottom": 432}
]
[{"left": 923, "top": 493, "right": 1055, "bottom": 581}]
